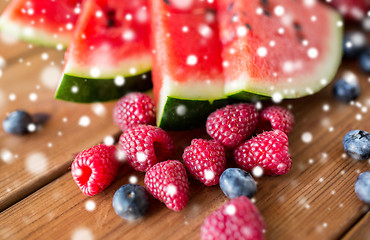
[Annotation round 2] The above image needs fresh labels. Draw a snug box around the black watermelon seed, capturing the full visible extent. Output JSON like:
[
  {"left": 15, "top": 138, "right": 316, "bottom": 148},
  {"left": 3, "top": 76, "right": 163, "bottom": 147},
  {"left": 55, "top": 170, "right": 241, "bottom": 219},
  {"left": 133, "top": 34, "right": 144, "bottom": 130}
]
[{"left": 228, "top": 2, "right": 234, "bottom": 12}]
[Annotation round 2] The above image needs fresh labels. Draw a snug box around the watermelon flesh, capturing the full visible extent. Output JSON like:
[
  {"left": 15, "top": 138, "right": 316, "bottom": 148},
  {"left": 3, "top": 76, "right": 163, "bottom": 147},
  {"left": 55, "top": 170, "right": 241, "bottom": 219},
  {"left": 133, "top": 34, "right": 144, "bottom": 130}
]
[
  {"left": 56, "top": 0, "right": 152, "bottom": 102},
  {"left": 0, "top": 0, "right": 81, "bottom": 47},
  {"left": 218, "top": 0, "right": 343, "bottom": 99},
  {"left": 151, "top": 0, "right": 227, "bottom": 129}
]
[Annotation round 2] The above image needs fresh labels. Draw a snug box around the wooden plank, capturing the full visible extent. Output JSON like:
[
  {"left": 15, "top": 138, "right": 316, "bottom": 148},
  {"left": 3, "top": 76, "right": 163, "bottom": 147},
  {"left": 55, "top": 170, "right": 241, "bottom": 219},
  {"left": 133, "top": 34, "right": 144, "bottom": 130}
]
[
  {"left": 0, "top": 59, "right": 369, "bottom": 239},
  {"left": 0, "top": 49, "right": 120, "bottom": 211},
  {"left": 342, "top": 212, "right": 370, "bottom": 240}
]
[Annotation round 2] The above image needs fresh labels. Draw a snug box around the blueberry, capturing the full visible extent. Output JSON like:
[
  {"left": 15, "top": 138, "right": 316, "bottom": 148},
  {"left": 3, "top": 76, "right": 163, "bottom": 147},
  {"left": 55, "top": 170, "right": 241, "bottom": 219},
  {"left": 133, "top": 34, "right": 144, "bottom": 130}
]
[
  {"left": 112, "top": 184, "right": 149, "bottom": 220},
  {"left": 355, "top": 172, "right": 370, "bottom": 204},
  {"left": 3, "top": 110, "right": 34, "bottom": 135},
  {"left": 219, "top": 168, "right": 257, "bottom": 199},
  {"left": 332, "top": 78, "right": 360, "bottom": 102},
  {"left": 342, "top": 31, "right": 367, "bottom": 59},
  {"left": 359, "top": 47, "right": 370, "bottom": 74},
  {"left": 342, "top": 130, "right": 370, "bottom": 161}
]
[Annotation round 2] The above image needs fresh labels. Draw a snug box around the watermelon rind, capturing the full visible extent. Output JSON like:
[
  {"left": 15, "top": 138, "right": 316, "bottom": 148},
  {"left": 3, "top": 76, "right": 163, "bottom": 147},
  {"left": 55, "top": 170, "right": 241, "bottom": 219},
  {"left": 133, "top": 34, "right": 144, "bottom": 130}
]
[
  {"left": 225, "top": 11, "right": 343, "bottom": 100},
  {"left": 0, "top": 17, "right": 70, "bottom": 48},
  {"left": 158, "top": 97, "right": 229, "bottom": 131},
  {"left": 55, "top": 72, "right": 152, "bottom": 103}
]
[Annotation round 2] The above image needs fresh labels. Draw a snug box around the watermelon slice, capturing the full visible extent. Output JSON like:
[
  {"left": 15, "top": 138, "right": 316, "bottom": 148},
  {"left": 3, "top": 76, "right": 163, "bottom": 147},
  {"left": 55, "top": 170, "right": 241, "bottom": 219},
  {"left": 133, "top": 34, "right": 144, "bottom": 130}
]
[
  {"left": 55, "top": 0, "right": 152, "bottom": 103},
  {"left": 0, "top": 0, "right": 82, "bottom": 47},
  {"left": 218, "top": 0, "right": 343, "bottom": 100},
  {"left": 151, "top": 0, "right": 227, "bottom": 130}
]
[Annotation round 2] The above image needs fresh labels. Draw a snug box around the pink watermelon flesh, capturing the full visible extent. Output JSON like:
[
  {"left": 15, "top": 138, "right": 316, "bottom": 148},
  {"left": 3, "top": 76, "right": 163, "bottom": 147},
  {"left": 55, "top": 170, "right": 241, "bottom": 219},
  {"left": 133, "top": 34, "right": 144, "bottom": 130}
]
[
  {"left": 0, "top": 0, "right": 81, "bottom": 47},
  {"left": 56, "top": 0, "right": 152, "bottom": 103},
  {"left": 218, "top": 0, "right": 343, "bottom": 99},
  {"left": 151, "top": 0, "right": 226, "bottom": 128}
]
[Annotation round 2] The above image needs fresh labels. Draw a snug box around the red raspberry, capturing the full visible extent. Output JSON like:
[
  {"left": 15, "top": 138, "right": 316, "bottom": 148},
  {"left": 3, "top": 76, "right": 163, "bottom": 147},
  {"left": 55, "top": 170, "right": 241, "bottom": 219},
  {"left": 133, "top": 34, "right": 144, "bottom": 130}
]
[
  {"left": 233, "top": 130, "right": 292, "bottom": 176},
  {"left": 258, "top": 106, "right": 294, "bottom": 135},
  {"left": 200, "top": 196, "right": 266, "bottom": 240},
  {"left": 113, "top": 92, "right": 156, "bottom": 132},
  {"left": 71, "top": 144, "right": 120, "bottom": 196},
  {"left": 183, "top": 139, "right": 226, "bottom": 186},
  {"left": 119, "top": 125, "right": 174, "bottom": 172},
  {"left": 144, "top": 160, "right": 189, "bottom": 211},
  {"left": 206, "top": 103, "right": 259, "bottom": 149}
]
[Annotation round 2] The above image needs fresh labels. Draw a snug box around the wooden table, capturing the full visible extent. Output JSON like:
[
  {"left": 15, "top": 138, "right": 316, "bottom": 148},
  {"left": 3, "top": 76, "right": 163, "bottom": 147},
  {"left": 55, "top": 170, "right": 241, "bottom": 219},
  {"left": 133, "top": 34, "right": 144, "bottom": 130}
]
[{"left": 0, "top": 2, "right": 369, "bottom": 239}]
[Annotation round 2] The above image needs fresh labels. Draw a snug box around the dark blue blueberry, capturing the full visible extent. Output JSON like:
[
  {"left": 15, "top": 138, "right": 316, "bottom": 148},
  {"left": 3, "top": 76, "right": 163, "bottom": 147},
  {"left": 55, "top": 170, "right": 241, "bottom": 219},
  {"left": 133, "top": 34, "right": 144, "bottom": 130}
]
[
  {"left": 342, "top": 31, "right": 367, "bottom": 59},
  {"left": 3, "top": 110, "right": 33, "bottom": 135},
  {"left": 112, "top": 184, "right": 149, "bottom": 220},
  {"left": 355, "top": 172, "right": 370, "bottom": 204},
  {"left": 332, "top": 78, "right": 360, "bottom": 102},
  {"left": 219, "top": 168, "right": 257, "bottom": 199},
  {"left": 359, "top": 47, "right": 370, "bottom": 74},
  {"left": 342, "top": 130, "right": 370, "bottom": 161}
]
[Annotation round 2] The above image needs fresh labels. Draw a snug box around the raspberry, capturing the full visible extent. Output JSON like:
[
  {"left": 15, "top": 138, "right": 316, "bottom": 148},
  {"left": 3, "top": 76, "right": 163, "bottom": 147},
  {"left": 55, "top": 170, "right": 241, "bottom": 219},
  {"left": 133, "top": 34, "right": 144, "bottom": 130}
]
[
  {"left": 206, "top": 103, "right": 259, "bottom": 149},
  {"left": 113, "top": 92, "right": 156, "bottom": 132},
  {"left": 200, "top": 196, "right": 266, "bottom": 240},
  {"left": 71, "top": 144, "right": 120, "bottom": 196},
  {"left": 258, "top": 106, "right": 294, "bottom": 135},
  {"left": 144, "top": 160, "right": 189, "bottom": 211},
  {"left": 233, "top": 130, "right": 292, "bottom": 176},
  {"left": 182, "top": 139, "right": 226, "bottom": 186},
  {"left": 119, "top": 125, "right": 174, "bottom": 172}
]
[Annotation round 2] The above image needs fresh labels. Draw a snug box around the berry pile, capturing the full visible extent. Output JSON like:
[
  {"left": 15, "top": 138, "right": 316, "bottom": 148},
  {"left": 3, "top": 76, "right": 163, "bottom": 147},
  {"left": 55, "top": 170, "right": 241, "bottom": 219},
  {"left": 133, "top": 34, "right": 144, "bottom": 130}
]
[{"left": 68, "top": 91, "right": 296, "bottom": 238}]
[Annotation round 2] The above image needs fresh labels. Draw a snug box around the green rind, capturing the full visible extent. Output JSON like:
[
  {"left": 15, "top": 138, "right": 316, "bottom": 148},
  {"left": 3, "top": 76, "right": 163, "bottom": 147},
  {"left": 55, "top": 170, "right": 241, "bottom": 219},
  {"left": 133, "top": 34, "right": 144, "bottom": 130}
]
[
  {"left": 158, "top": 97, "right": 230, "bottom": 131},
  {"left": 55, "top": 72, "right": 152, "bottom": 103},
  {"left": 228, "top": 91, "right": 270, "bottom": 101}
]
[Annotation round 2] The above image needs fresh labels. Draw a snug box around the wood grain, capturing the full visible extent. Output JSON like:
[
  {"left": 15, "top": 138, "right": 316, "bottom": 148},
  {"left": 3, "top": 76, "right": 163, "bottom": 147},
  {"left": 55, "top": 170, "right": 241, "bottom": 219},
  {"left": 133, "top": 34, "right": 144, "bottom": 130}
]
[
  {"left": 342, "top": 212, "right": 370, "bottom": 240},
  {"left": 0, "top": 59, "right": 369, "bottom": 239},
  {"left": 0, "top": 49, "right": 121, "bottom": 211}
]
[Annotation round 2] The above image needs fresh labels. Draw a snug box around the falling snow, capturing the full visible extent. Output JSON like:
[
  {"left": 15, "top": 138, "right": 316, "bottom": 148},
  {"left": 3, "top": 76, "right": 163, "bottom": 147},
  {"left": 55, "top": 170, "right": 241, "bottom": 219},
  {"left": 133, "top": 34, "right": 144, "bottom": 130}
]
[
  {"left": 90, "top": 67, "right": 100, "bottom": 78},
  {"left": 307, "top": 48, "right": 319, "bottom": 59},
  {"left": 85, "top": 200, "right": 96, "bottom": 212},
  {"left": 27, "top": 123, "right": 37, "bottom": 132},
  {"left": 257, "top": 47, "right": 268, "bottom": 57},
  {"left": 116, "top": 149, "right": 127, "bottom": 162},
  {"left": 129, "top": 176, "right": 138, "bottom": 184},
  {"left": 71, "top": 86, "right": 79, "bottom": 93},
  {"left": 114, "top": 76, "right": 125, "bottom": 86},
  {"left": 274, "top": 6, "right": 285, "bottom": 16},
  {"left": 224, "top": 204, "right": 237, "bottom": 215},
  {"left": 71, "top": 227, "right": 94, "bottom": 240},
  {"left": 272, "top": 92, "right": 283, "bottom": 103},
  {"left": 186, "top": 55, "right": 198, "bottom": 66},
  {"left": 1, "top": 149, "right": 13, "bottom": 163},
  {"left": 176, "top": 105, "right": 187, "bottom": 116},
  {"left": 103, "top": 136, "right": 115, "bottom": 146},
  {"left": 204, "top": 170, "right": 215, "bottom": 181},
  {"left": 78, "top": 116, "right": 91, "bottom": 127},
  {"left": 136, "top": 152, "right": 147, "bottom": 162},
  {"left": 122, "top": 30, "right": 135, "bottom": 41},
  {"left": 236, "top": 26, "right": 248, "bottom": 37},
  {"left": 25, "top": 152, "right": 48, "bottom": 174},
  {"left": 252, "top": 166, "right": 264, "bottom": 178},
  {"left": 301, "top": 132, "right": 313, "bottom": 143},
  {"left": 92, "top": 103, "right": 107, "bottom": 117},
  {"left": 166, "top": 184, "right": 177, "bottom": 197},
  {"left": 40, "top": 66, "right": 61, "bottom": 90}
]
